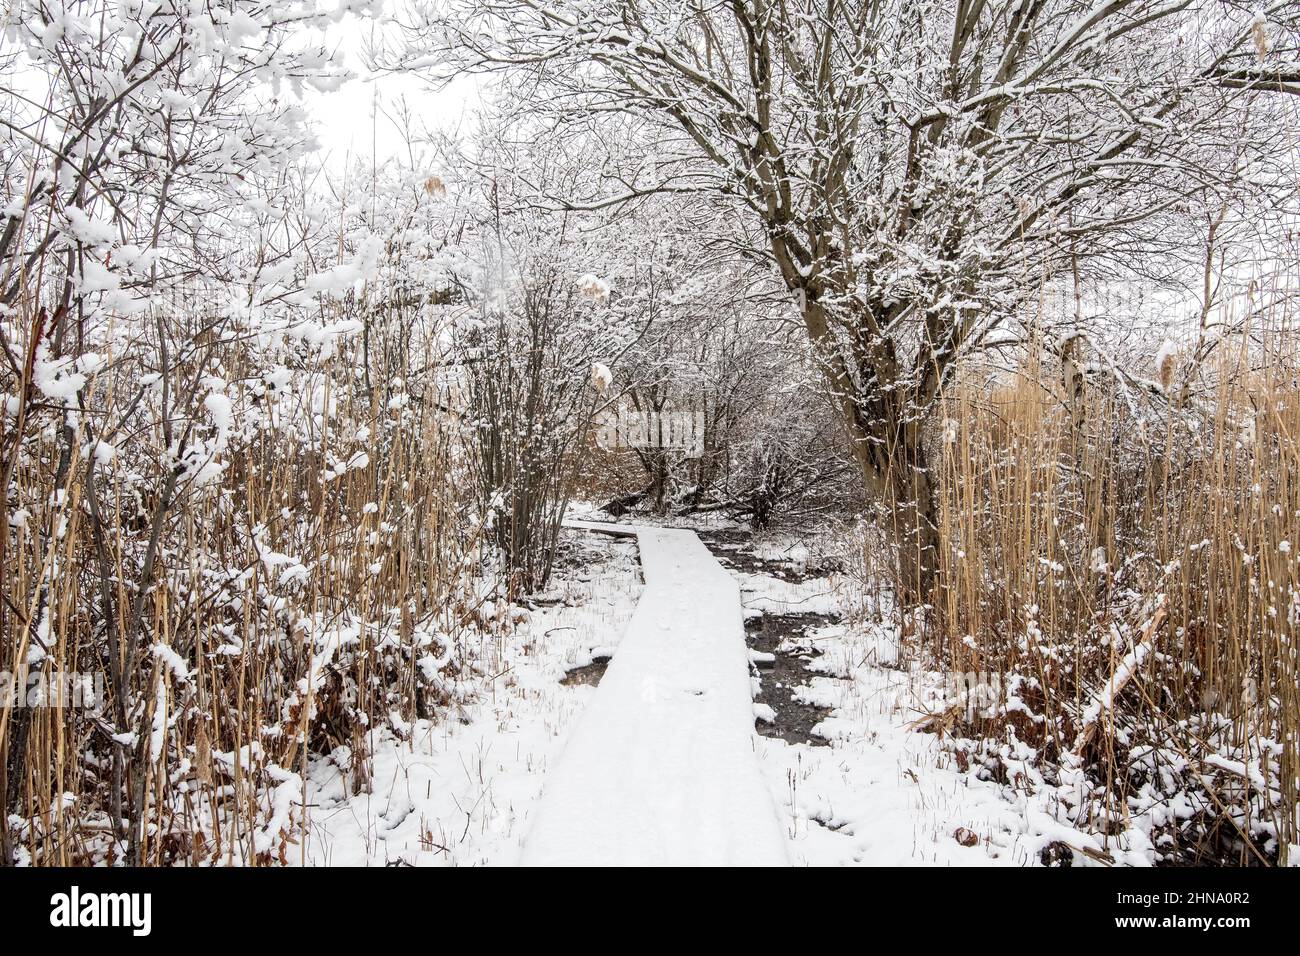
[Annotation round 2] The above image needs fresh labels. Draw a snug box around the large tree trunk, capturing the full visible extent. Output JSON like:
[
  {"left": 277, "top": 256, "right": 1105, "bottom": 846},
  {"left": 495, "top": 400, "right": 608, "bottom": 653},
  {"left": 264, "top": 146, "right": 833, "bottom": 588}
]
[
  {"left": 631, "top": 446, "right": 671, "bottom": 515},
  {"left": 847, "top": 408, "right": 941, "bottom": 607},
  {"left": 774, "top": 252, "right": 947, "bottom": 606},
  {"left": 884, "top": 429, "right": 942, "bottom": 607},
  {"left": 795, "top": 298, "right": 942, "bottom": 606}
]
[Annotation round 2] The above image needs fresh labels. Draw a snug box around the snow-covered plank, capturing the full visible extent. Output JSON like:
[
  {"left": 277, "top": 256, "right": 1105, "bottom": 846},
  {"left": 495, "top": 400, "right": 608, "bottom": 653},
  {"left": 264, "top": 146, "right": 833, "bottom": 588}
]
[{"left": 521, "top": 527, "right": 788, "bottom": 866}]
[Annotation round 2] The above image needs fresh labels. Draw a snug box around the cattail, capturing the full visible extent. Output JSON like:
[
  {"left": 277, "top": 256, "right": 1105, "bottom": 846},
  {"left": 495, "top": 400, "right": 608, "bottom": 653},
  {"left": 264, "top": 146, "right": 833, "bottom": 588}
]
[
  {"left": 1156, "top": 340, "right": 1177, "bottom": 390},
  {"left": 1059, "top": 332, "right": 1086, "bottom": 432},
  {"left": 577, "top": 273, "right": 611, "bottom": 302},
  {"left": 1252, "top": 17, "right": 1270, "bottom": 62},
  {"left": 194, "top": 719, "right": 213, "bottom": 787}
]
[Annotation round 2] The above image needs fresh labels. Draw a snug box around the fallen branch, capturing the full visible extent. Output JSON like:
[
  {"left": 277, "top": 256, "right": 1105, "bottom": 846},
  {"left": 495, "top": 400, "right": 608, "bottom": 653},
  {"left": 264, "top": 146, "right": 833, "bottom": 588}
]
[
  {"left": 1072, "top": 598, "right": 1170, "bottom": 759},
  {"left": 907, "top": 703, "right": 965, "bottom": 735},
  {"left": 561, "top": 519, "right": 640, "bottom": 539}
]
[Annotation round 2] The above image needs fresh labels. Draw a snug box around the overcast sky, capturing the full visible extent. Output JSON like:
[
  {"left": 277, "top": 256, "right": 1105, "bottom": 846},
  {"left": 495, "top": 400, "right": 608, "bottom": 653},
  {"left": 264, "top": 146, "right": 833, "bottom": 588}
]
[{"left": 306, "top": 16, "right": 487, "bottom": 167}]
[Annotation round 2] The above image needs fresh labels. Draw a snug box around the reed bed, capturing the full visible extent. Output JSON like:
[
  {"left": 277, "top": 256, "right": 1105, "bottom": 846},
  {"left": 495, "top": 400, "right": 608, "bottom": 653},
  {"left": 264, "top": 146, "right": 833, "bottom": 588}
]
[
  {"left": 0, "top": 288, "right": 495, "bottom": 865},
  {"left": 927, "top": 297, "right": 1299, "bottom": 864}
]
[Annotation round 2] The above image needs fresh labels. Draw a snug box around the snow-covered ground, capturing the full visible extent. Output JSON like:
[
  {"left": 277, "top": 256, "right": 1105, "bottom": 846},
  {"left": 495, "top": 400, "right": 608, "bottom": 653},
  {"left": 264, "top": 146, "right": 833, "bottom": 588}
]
[
  {"left": 302, "top": 531, "right": 643, "bottom": 865},
  {"left": 722, "top": 563, "right": 1019, "bottom": 865},
  {"left": 305, "top": 520, "right": 1105, "bottom": 866},
  {"left": 735, "top": 561, "right": 1168, "bottom": 866}
]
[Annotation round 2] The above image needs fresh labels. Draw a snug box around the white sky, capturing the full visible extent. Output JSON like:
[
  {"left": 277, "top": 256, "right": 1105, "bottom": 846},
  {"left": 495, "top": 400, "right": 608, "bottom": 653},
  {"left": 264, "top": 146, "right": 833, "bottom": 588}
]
[{"left": 304, "top": 16, "right": 488, "bottom": 168}]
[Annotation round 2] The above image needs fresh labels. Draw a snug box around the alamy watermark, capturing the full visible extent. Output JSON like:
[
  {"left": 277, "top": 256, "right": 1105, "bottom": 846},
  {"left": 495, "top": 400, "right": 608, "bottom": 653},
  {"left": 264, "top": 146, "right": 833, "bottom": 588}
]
[
  {"left": 594, "top": 404, "right": 706, "bottom": 457},
  {"left": 943, "top": 671, "right": 1003, "bottom": 721},
  {"left": 939, "top": 671, "right": 1260, "bottom": 722},
  {"left": 50, "top": 886, "right": 151, "bottom": 936},
  {"left": 1, "top": 670, "right": 105, "bottom": 712}
]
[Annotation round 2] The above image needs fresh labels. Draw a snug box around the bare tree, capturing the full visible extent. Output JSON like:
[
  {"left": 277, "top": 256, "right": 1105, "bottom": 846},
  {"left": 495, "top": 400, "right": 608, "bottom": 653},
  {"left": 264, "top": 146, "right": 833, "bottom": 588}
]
[
  {"left": 383, "top": 0, "right": 1299, "bottom": 602},
  {"left": 438, "top": 133, "right": 644, "bottom": 592}
]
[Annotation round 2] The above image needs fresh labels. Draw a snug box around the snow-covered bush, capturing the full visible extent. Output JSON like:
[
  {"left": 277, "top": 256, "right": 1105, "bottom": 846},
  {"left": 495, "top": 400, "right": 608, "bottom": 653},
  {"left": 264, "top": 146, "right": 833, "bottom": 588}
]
[
  {"left": 450, "top": 206, "right": 634, "bottom": 591},
  {"left": 0, "top": 3, "right": 506, "bottom": 863}
]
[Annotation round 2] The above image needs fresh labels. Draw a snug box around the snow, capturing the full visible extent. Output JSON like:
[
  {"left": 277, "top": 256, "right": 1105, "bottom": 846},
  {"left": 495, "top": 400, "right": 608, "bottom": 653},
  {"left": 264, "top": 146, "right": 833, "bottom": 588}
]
[
  {"left": 752, "top": 619, "right": 1030, "bottom": 866},
  {"left": 738, "top": 566, "right": 840, "bottom": 618},
  {"left": 82, "top": 440, "right": 116, "bottom": 466},
  {"left": 204, "top": 391, "right": 233, "bottom": 449},
  {"left": 521, "top": 525, "right": 788, "bottom": 865},
  {"left": 724, "top": 547, "right": 1144, "bottom": 866},
  {"left": 302, "top": 236, "right": 382, "bottom": 296},
  {"left": 151, "top": 643, "right": 192, "bottom": 682},
  {"left": 77, "top": 259, "right": 118, "bottom": 294},
  {"left": 32, "top": 343, "right": 86, "bottom": 404},
  {"left": 303, "top": 530, "right": 644, "bottom": 866},
  {"left": 300, "top": 521, "right": 1166, "bottom": 867},
  {"left": 1079, "top": 615, "right": 1159, "bottom": 730},
  {"left": 63, "top": 208, "right": 117, "bottom": 246}
]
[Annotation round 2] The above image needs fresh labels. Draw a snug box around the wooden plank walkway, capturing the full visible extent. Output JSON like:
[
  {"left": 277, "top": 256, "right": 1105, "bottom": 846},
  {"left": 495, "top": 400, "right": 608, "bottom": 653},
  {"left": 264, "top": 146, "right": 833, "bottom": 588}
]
[{"left": 521, "top": 524, "right": 788, "bottom": 866}]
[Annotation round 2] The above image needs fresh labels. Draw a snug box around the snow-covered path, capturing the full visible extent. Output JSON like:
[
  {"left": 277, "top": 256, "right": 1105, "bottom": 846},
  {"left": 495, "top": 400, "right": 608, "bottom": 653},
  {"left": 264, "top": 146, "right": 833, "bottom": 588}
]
[{"left": 521, "top": 524, "right": 788, "bottom": 866}]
